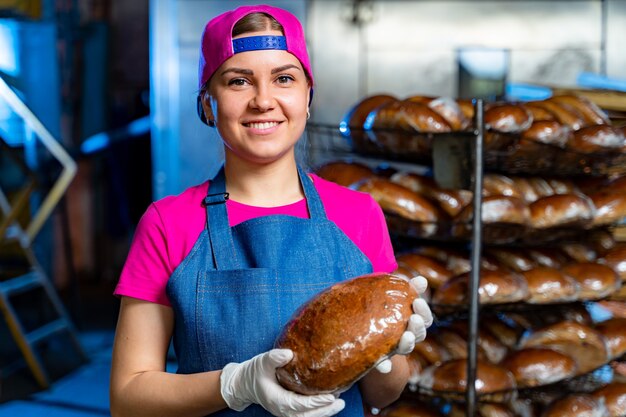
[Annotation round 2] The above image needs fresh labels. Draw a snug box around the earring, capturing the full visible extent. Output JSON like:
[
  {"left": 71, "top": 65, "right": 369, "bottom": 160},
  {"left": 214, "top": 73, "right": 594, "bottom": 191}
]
[{"left": 306, "top": 110, "right": 311, "bottom": 120}]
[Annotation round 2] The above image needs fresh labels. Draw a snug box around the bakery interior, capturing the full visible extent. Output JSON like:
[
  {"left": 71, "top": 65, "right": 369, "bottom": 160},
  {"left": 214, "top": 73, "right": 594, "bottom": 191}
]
[{"left": 1, "top": 0, "right": 626, "bottom": 416}]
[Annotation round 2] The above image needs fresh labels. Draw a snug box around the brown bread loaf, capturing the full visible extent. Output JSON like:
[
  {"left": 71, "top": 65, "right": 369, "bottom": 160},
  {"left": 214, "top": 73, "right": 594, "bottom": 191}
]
[
  {"left": 529, "top": 194, "right": 595, "bottom": 229},
  {"left": 484, "top": 103, "right": 533, "bottom": 133},
  {"left": 595, "top": 318, "right": 626, "bottom": 359},
  {"left": 426, "top": 96, "right": 471, "bottom": 131},
  {"left": 589, "top": 191, "right": 626, "bottom": 227},
  {"left": 396, "top": 253, "right": 453, "bottom": 289},
  {"left": 502, "top": 348, "right": 577, "bottom": 388},
  {"left": 529, "top": 100, "right": 586, "bottom": 130},
  {"left": 567, "top": 125, "right": 626, "bottom": 153},
  {"left": 341, "top": 94, "right": 396, "bottom": 136},
  {"left": 275, "top": 273, "right": 416, "bottom": 395},
  {"left": 550, "top": 94, "right": 610, "bottom": 125},
  {"left": 356, "top": 178, "right": 441, "bottom": 223},
  {"left": 456, "top": 195, "right": 530, "bottom": 225},
  {"left": 382, "top": 402, "right": 443, "bottom": 417},
  {"left": 562, "top": 262, "right": 620, "bottom": 300},
  {"left": 315, "top": 161, "right": 374, "bottom": 187},
  {"left": 519, "top": 321, "right": 609, "bottom": 374},
  {"left": 591, "top": 382, "right": 626, "bottom": 417},
  {"left": 419, "top": 358, "right": 516, "bottom": 394},
  {"left": 520, "top": 120, "right": 569, "bottom": 147},
  {"left": 542, "top": 394, "right": 609, "bottom": 417},
  {"left": 601, "top": 244, "right": 626, "bottom": 282},
  {"left": 521, "top": 267, "right": 580, "bottom": 304},
  {"left": 432, "top": 269, "right": 529, "bottom": 305}
]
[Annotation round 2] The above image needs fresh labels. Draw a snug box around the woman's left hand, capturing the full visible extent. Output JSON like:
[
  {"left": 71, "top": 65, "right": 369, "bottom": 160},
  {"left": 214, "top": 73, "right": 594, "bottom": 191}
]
[{"left": 374, "top": 276, "right": 433, "bottom": 373}]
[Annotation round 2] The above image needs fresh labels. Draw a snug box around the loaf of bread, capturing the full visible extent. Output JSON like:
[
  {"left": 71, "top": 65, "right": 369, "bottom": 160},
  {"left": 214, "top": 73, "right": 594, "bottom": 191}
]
[
  {"left": 449, "top": 403, "right": 516, "bottom": 417},
  {"left": 562, "top": 262, "right": 620, "bottom": 300},
  {"left": 418, "top": 358, "right": 516, "bottom": 395},
  {"left": 529, "top": 193, "right": 596, "bottom": 229},
  {"left": 595, "top": 318, "right": 626, "bottom": 359},
  {"left": 390, "top": 172, "right": 472, "bottom": 217},
  {"left": 519, "top": 321, "right": 609, "bottom": 374},
  {"left": 410, "top": 333, "right": 449, "bottom": 368},
  {"left": 567, "top": 125, "right": 626, "bottom": 153},
  {"left": 371, "top": 100, "right": 452, "bottom": 134},
  {"left": 526, "top": 248, "right": 569, "bottom": 269},
  {"left": 356, "top": 178, "right": 441, "bottom": 223},
  {"left": 524, "top": 103, "right": 557, "bottom": 121},
  {"left": 559, "top": 242, "right": 598, "bottom": 263},
  {"left": 275, "top": 273, "right": 416, "bottom": 395},
  {"left": 502, "top": 348, "right": 577, "bottom": 388},
  {"left": 482, "top": 174, "right": 523, "bottom": 199},
  {"left": 529, "top": 100, "right": 586, "bottom": 130},
  {"left": 432, "top": 269, "right": 529, "bottom": 305},
  {"left": 446, "top": 320, "right": 509, "bottom": 364},
  {"left": 601, "top": 245, "right": 626, "bottom": 282},
  {"left": 550, "top": 94, "right": 610, "bottom": 126},
  {"left": 456, "top": 196, "right": 530, "bottom": 226},
  {"left": 341, "top": 95, "right": 397, "bottom": 134},
  {"left": 415, "top": 246, "right": 472, "bottom": 275},
  {"left": 543, "top": 394, "right": 609, "bottom": 417},
  {"left": 510, "top": 177, "right": 541, "bottom": 203},
  {"left": 485, "top": 248, "right": 537, "bottom": 272},
  {"left": 589, "top": 191, "right": 626, "bottom": 227},
  {"left": 592, "top": 382, "right": 626, "bottom": 417},
  {"left": 426, "top": 96, "right": 471, "bottom": 131},
  {"left": 520, "top": 120, "right": 570, "bottom": 147},
  {"left": 521, "top": 267, "right": 580, "bottom": 304},
  {"left": 315, "top": 161, "right": 374, "bottom": 187},
  {"left": 484, "top": 103, "right": 533, "bottom": 133},
  {"left": 608, "top": 175, "right": 626, "bottom": 194},
  {"left": 396, "top": 253, "right": 453, "bottom": 289},
  {"left": 382, "top": 402, "right": 444, "bottom": 417}
]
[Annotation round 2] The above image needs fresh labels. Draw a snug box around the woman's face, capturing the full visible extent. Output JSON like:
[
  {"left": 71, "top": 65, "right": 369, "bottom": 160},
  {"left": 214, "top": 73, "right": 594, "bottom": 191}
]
[{"left": 205, "top": 30, "right": 311, "bottom": 166}]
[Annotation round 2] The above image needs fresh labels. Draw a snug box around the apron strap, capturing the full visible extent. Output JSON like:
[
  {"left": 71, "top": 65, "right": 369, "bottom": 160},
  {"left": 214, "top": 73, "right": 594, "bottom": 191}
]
[
  {"left": 205, "top": 167, "right": 240, "bottom": 270},
  {"left": 297, "top": 165, "right": 328, "bottom": 220},
  {"left": 205, "top": 165, "right": 327, "bottom": 270}
]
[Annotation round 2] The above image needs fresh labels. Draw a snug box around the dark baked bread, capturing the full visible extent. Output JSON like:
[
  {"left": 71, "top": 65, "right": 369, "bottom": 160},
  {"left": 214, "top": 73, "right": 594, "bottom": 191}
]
[
  {"left": 456, "top": 196, "right": 530, "bottom": 225},
  {"left": 502, "top": 348, "right": 577, "bottom": 388},
  {"left": 397, "top": 100, "right": 453, "bottom": 133},
  {"left": 567, "top": 125, "right": 626, "bottom": 153},
  {"left": 356, "top": 178, "right": 441, "bottom": 223},
  {"left": 520, "top": 120, "right": 569, "bottom": 147},
  {"left": 529, "top": 194, "right": 595, "bottom": 229},
  {"left": 521, "top": 267, "right": 580, "bottom": 304},
  {"left": 484, "top": 103, "right": 533, "bottom": 133},
  {"left": 275, "top": 273, "right": 416, "bottom": 394},
  {"left": 595, "top": 318, "right": 626, "bottom": 359},
  {"left": 486, "top": 248, "right": 537, "bottom": 272},
  {"left": 419, "top": 358, "right": 516, "bottom": 394},
  {"left": 396, "top": 253, "right": 453, "bottom": 289},
  {"left": 482, "top": 174, "right": 524, "bottom": 199},
  {"left": 382, "top": 402, "right": 443, "bottom": 417},
  {"left": 528, "top": 100, "right": 586, "bottom": 130},
  {"left": 589, "top": 191, "right": 626, "bottom": 227},
  {"left": 601, "top": 245, "right": 626, "bottom": 282},
  {"left": 550, "top": 95, "right": 610, "bottom": 125},
  {"left": 432, "top": 269, "right": 529, "bottom": 305},
  {"left": 542, "top": 394, "right": 609, "bottom": 417},
  {"left": 562, "top": 262, "right": 620, "bottom": 300},
  {"left": 559, "top": 242, "right": 598, "bottom": 263},
  {"left": 315, "top": 161, "right": 374, "bottom": 187},
  {"left": 592, "top": 382, "right": 626, "bottom": 417},
  {"left": 341, "top": 94, "right": 396, "bottom": 136},
  {"left": 519, "top": 321, "right": 609, "bottom": 374},
  {"left": 426, "top": 97, "right": 471, "bottom": 131},
  {"left": 449, "top": 403, "right": 516, "bottom": 417},
  {"left": 526, "top": 248, "right": 570, "bottom": 269}
]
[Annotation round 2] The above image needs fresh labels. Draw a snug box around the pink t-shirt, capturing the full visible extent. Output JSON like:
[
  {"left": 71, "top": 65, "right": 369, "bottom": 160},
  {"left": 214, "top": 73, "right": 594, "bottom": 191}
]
[{"left": 114, "top": 174, "right": 397, "bottom": 306}]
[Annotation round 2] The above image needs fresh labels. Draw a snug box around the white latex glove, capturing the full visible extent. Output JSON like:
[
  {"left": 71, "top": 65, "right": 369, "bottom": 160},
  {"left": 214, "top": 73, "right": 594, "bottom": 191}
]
[
  {"left": 220, "top": 349, "right": 346, "bottom": 417},
  {"left": 375, "top": 276, "right": 433, "bottom": 374}
]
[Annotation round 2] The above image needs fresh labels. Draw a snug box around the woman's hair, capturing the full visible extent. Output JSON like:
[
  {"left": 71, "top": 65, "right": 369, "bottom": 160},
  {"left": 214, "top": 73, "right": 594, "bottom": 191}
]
[{"left": 232, "top": 12, "right": 284, "bottom": 37}]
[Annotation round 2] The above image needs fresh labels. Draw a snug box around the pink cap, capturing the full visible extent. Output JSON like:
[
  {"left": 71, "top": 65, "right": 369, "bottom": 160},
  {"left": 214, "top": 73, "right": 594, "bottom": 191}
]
[{"left": 198, "top": 4, "right": 313, "bottom": 89}]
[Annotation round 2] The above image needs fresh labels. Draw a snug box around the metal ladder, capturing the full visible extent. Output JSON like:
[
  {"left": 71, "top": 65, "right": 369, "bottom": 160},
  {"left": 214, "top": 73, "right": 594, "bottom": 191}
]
[
  {"left": 0, "top": 226, "right": 88, "bottom": 389},
  {"left": 0, "top": 75, "right": 86, "bottom": 388}
]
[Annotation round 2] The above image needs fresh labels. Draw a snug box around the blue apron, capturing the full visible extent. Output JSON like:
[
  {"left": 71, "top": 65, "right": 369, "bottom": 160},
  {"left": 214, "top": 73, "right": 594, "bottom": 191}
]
[{"left": 166, "top": 166, "right": 374, "bottom": 417}]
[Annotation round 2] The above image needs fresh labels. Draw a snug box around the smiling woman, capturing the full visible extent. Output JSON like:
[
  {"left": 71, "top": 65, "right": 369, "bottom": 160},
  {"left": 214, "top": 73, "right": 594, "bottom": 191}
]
[{"left": 109, "top": 5, "right": 432, "bottom": 417}]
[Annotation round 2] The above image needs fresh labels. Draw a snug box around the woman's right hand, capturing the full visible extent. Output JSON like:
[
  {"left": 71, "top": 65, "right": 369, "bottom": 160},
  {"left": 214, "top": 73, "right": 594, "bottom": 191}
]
[{"left": 220, "top": 349, "right": 345, "bottom": 417}]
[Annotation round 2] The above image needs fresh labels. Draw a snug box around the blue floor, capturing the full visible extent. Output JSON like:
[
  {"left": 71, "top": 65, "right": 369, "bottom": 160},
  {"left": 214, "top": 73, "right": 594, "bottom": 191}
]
[{"left": 0, "top": 331, "right": 114, "bottom": 417}]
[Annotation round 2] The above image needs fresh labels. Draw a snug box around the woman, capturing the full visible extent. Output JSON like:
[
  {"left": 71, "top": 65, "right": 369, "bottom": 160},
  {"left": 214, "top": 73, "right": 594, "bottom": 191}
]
[{"left": 110, "top": 5, "right": 432, "bottom": 417}]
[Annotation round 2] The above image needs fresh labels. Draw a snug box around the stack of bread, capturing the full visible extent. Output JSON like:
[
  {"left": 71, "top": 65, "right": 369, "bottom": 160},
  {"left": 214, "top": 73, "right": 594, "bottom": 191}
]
[
  {"left": 315, "top": 160, "right": 626, "bottom": 243},
  {"left": 340, "top": 93, "right": 626, "bottom": 175}
]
